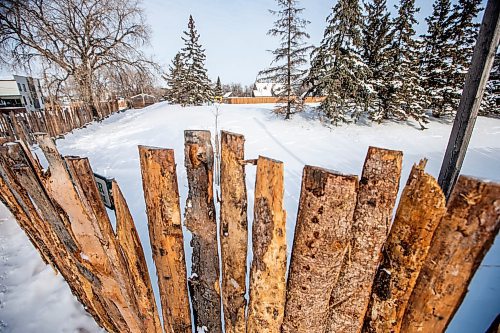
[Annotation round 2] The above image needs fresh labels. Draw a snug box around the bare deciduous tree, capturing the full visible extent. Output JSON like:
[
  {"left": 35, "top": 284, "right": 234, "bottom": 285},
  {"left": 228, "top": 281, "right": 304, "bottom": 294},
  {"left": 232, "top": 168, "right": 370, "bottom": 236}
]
[{"left": 0, "top": 0, "right": 157, "bottom": 116}]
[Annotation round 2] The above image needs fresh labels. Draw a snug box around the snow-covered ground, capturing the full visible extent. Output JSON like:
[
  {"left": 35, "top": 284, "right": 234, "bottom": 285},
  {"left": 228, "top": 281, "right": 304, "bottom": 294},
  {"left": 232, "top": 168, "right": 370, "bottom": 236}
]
[{"left": 0, "top": 102, "right": 499, "bottom": 333}]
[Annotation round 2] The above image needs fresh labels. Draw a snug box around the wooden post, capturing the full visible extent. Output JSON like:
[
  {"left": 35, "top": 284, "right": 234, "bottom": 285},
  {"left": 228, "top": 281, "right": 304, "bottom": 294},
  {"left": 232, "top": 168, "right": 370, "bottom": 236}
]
[
  {"left": 281, "top": 166, "right": 358, "bottom": 333},
  {"left": 139, "top": 146, "right": 192, "bottom": 333},
  {"left": 326, "top": 147, "right": 402, "bottom": 333},
  {"left": 363, "top": 160, "right": 447, "bottom": 333},
  {"left": 438, "top": 0, "right": 500, "bottom": 199},
  {"left": 184, "top": 130, "right": 222, "bottom": 333},
  {"left": 112, "top": 180, "right": 163, "bottom": 333},
  {"left": 247, "top": 156, "right": 287, "bottom": 333},
  {"left": 220, "top": 131, "right": 248, "bottom": 333},
  {"left": 401, "top": 176, "right": 500, "bottom": 333}
]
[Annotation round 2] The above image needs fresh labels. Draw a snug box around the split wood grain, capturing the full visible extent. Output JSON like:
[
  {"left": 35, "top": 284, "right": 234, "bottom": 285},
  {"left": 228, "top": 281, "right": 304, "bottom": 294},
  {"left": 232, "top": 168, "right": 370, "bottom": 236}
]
[
  {"left": 220, "top": 131, "right": 248, "bottom": 333},
  {"left": 184, "top": 130, "right": 222, "bottom": 333},
  {"left": 401, "top": 175, "right": 500, "bottom": 333},
  {"left": 282, "top": 166, "right": 358, "bottom": 333},
  {"left": 139, "top": 146, "right": 192, "bottom": 333},
  {"left": 247, "top": 156, "right": 287, "bottom": 333},
  {"left": 326, "top": 147, "right": 402, "bottom": 333},
  {"left": 113, "top": 180, "right": 163, "bottom": 333},
  {"left": 362, "top": 160, "right": 447, "bottom": 333}
]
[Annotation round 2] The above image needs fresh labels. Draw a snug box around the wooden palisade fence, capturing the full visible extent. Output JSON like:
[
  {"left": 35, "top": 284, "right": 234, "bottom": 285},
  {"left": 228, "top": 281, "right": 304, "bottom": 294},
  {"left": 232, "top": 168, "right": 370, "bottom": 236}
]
[
  {"left": 0, "top": 100, "right": 119, "bottom": 145},
  {"left": 0, "top": 130, "right": 498, "bottom": 333}
]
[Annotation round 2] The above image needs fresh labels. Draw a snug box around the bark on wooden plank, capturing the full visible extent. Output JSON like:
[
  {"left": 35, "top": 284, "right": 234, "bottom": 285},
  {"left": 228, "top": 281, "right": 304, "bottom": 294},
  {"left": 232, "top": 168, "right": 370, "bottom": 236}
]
[
  {"left": 281, "top": 166, "right": 358, "bottom": 333},
  {"left": 247, "top": 156, "right": 287, "bottom": 333},
  {"left": 326, "top": 147, "right": 402, "bottom": 333},
  {"left": 64, "top": 156, "right": 143, "bottom": 331},
  {"left": 0, "top": 142, "right": 119, "bottom": 332},
  {"left": 362, "top": 160, "right": 447, "bottom": 333},
  {"left": 220, "top": 131, "right": 248, "bottom": 333},
  {"left": 112, "top": 180, "right": 163, "bottom": 333},
  {"left": 184, "top": 130, "right": 222, "bottom": 333},
  {"left": 139, "top": 146, "right": 192, "bottom": 333},
  {"left": 35, "top": 134, "right": 142, "bottom": 332},
  {"left": 401, "top": 176, "right": 500, "bottom": 333}
]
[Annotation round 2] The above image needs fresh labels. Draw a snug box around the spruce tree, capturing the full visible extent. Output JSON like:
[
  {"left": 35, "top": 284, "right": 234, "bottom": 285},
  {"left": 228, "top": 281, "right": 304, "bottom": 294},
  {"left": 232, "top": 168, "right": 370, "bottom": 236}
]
[
  {"left": 259, "top": 0, "right": 313, "bottom": 119},
  {"left": 385, "top": 0, "right": 427, "bottom": 127},
  {"left": 180, "top": 15, "right": 213, "bottom": 105},
  {"left": 164, "top": 52, "right": 186, "bottom": 104},
  {"left": 482, "top": 53, "right": 500, "bottom": 117},
  {"left": 361, "top": 0, "right": 393, "bottom": 121},
  {"left": 421, "top": 0, "right": 456, "bottom": 117},
  {"left": 305, "top": 0, "right": 371, "bottom": 124},
  {"left": 214, "top": 76, "right": 223, "bottom": 97}
]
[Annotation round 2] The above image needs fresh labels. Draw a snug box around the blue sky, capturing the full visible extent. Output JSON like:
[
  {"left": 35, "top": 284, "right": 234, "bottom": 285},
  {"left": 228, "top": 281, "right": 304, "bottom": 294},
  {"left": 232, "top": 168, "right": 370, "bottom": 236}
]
[{"left": 144, "top": 0, "right": 486, "bottom": 85}]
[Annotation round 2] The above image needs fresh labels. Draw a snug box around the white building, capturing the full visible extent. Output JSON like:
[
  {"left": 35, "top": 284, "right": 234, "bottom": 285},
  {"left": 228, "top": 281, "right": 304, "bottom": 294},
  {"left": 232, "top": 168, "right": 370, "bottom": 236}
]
[
  {"left": 252, "top": 82, "right": 285, "bottom": 97},
  {"left": 0, "top": 75, "right": 45, "bottom": 112}
]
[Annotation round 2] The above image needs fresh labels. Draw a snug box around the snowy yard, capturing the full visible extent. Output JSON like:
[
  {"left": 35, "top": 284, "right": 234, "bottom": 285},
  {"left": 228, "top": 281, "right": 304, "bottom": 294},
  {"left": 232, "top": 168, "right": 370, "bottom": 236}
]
[{"left": 0, "top": 102, "right": 499, "bottom": 332}]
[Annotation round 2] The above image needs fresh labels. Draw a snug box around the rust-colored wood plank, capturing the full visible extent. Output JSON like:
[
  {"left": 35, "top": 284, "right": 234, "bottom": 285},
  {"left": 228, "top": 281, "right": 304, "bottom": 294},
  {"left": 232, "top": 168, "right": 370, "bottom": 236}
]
[
  {"left": 401, "top": 176, "right": 500, "bottom": 333},
  {"left": 282, "top": 166, "right": 358, "bottom": 333},
  {"left": 220, "top": 131, "right": 248, "bottom": 333},
  {"left": 139, "top": 146, "right": 192, "bottom": 333},
  {"left": 327, "top": 147, "right": 402, "bottom": 333},
  {"left": 247, "top": 156, "right": 287, "bottom": 333},
  {"left": 363, "top": 160, "right": 447, "bottom": 333}
]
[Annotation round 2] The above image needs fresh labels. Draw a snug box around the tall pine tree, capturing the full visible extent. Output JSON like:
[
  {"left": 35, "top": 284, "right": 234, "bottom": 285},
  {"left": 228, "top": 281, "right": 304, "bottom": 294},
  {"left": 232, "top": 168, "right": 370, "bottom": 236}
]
[
  {"left": 259, "top": 0, "right": 313, "bottom": 119},
  {"left": 421, "top": 0, "right": 456, "bottom": 117},
  {"left": 361, "top": 0, "right": 393, "bottom": 121},
  {"left": 482, "top": 53, "right": 500, "bottom": 117},
  {"left": 214, "top": 76, "right": 223, "bottom": 97},
  {"left": 385, "top": 0, "right": 427, "bottom": 128},
  {"left": 180, "top": 15, "right": 213, "bottom": 106},
  {"left": 164, "top": 52, "right": 186, "bottom": 104},
  {"left": 305, "top": 0, "right": 371, "bottom": 124}
]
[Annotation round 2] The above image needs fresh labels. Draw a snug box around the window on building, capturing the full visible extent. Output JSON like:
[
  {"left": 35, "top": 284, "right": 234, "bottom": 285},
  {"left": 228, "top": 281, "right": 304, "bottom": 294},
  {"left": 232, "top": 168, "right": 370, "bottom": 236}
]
[
  {"left": 22, "top": 96, "right": 27, "bottom": 105},
  {"left": 22, "top": 84, "right": 26, "bottom": 92},
  {"left": 29, "top": 97, "right": 33, "bottom": 105},
  {"left": 17, "top": 83, "right": 22, "bottom": 92}
]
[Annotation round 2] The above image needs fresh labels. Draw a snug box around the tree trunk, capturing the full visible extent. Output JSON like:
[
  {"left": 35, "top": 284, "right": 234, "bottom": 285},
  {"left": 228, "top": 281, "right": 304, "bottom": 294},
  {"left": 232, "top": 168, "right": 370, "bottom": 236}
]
[
  {"left": 247, "top": 156, "right": 287, "bottom": 333},
  {"left": 401, "top": 175, "right": 500, "bottom": 333},
  {"left": 220, "top": 131, "right": 248, "bottom": 333},
  {"left": 183, "top": 130, "right": 222, "bottom": 333},
  {"left": 281, "top": 166, "right": 358, "bottom": 333},
  {"left": 139, "top": 146, "right": 192, "bottom": 333},
  {"left": 113, "top": 180, "right": 163, "bottom": 333},
  {"left": 362, "top": 160, "right": 447, "bottom": 333},
  {"left": 327, "top": 147, "right": 403, "bottom": 333}
]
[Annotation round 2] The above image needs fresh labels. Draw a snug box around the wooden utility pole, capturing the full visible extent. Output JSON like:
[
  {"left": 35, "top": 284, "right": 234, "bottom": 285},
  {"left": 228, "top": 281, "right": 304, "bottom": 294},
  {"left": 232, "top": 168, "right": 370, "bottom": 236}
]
[{"left": 438, "top": 0, "right": 500, "bottom": 200}]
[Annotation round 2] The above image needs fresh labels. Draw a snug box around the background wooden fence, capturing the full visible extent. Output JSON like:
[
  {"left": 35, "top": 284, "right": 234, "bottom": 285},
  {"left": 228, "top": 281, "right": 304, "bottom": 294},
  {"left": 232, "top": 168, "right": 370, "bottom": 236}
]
[
  {"left": 222, "top": 96, "right": 326, "bottom": 104},
  {"left": 0, "top": 131, "right": 498, "bottom": 333},
  {"left": 0, "top": 100, "right": 119, "bottom": 144}
]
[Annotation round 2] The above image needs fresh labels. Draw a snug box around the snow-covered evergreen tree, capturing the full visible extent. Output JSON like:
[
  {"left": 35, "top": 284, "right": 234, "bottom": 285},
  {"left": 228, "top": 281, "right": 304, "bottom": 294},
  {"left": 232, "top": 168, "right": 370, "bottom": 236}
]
[
  {"left": 180, "top": 15, "right": 213, "bottom": 106},
  {"left": 421, "top": 0, "right": 456, "bottom": 117},
  {"left": 384, "top": 0, "right": 427, "bottom": 127},
  {"left": 214, "top": 76, "right": 223, "bottom": 97},
  {"left": 164, "top": 52, "right": 186, "bottom": 104},
  {"left": 305, "top": 0, "right": 371, "bottom": 124},
  {"left": 361, "top": 0, "right": 393, "bottom": 121},
  {"left": 259, "top": 0, "right": 313, "bottom": 119},
  {"left": 482, "top": 53, "right": 500, "bottom": 117}
]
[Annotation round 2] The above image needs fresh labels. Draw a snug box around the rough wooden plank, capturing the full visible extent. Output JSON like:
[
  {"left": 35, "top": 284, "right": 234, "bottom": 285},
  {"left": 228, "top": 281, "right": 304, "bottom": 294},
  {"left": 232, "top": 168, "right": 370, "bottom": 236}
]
[
  {"left": 326, "top": 147, "right": 402, "bottom": 333},
  {"left": 438, "top": 0, "right": 500, "bottom": 199},
  {"left": 36, "top": 134, "right": 142, "bottom": 332},
  {"left": 112, "top": 180, "right": 163, "bottom": 333},
  {"left": 220, "top": 131, "right": 248, "bottom": 333},
  {"left": 401, "top": 176, "right": 500, "bottom": 333},
  {"left": 363, "top": 160, "right": 447, "bottom": 333},
  {"left": 281, "top": 166, "right": 358, "bottom": 333},
  {"left": 247, "top": 156, "right": 287, "bottom": 333},
  {"left": 0, "top": 142, "right": 119, "bottom": 332},
  {"left": 184, "top": 130, "right": 222, "bottom": 333},
  {"left": 139, "top": 146, "right": 192, "bottom": 333}
]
